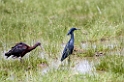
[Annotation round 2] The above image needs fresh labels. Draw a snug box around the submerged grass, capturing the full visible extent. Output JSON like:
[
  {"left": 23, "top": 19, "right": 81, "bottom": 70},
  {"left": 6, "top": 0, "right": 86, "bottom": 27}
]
[{"left": 0, "top": 0, "right": 124, "bottom": 81}]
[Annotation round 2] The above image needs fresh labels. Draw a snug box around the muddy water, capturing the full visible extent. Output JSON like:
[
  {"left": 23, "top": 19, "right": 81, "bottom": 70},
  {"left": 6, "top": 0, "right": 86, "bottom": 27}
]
[
  {"left": 40, "top": 38, "right": 124, "bottom": 75},
  {"left": 40, "top": 58, "right": 95, "bottom": 75},
  {"left": 72, "top": 59, "right": 95, "bottom": 74},
  {"left": 39, "top": 38, "right": 122, "bottom": 75}
]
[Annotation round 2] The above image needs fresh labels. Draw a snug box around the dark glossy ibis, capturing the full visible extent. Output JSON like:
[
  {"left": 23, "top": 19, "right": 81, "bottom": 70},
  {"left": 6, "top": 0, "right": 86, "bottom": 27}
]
[
  {"left": 61, "top": 27, "right": 80, "bottom": 62},
  {"left": 5, "top": 42, "right": 42, "bottom": 60}
]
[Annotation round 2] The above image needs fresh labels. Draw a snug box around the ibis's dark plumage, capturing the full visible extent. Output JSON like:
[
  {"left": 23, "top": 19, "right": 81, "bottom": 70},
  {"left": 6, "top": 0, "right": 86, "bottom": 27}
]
[
  {"left": 5, "top": 42, "right": 41, "bottom": 58},
  {"left": 61, "top": 28, "right": 80, "bottom": 61}
]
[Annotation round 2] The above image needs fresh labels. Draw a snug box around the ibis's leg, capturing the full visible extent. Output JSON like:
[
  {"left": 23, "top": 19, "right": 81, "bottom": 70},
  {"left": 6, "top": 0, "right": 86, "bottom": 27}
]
[{"left": 19, "top": 57, "right": 23, "bottom": 63}]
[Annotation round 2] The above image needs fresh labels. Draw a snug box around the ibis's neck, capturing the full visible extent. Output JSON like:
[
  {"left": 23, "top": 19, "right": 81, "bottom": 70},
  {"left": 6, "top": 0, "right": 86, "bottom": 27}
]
[
  {"left": 28, "top": 44, "right": 39, "bottom": 52},
  {"left": 69, "top": 33, "right": 74, "bottom": 45}
]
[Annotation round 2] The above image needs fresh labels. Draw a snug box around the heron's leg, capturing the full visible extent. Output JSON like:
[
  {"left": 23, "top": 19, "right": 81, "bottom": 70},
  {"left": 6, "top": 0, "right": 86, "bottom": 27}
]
[{"left": 68, "top": 56, "right": 71, "bottom": 67}]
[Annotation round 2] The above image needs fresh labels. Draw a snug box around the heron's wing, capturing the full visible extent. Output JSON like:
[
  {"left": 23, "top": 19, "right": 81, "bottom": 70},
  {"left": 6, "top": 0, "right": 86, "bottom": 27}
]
[{"left": 61, "top": 44, "right": 74, "bottom": 61}]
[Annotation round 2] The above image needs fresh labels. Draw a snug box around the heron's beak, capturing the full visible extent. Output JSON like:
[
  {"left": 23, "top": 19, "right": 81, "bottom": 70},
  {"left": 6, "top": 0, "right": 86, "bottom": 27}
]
[{"left": 76, "top": 28, "right": 81, "bottom": 30}]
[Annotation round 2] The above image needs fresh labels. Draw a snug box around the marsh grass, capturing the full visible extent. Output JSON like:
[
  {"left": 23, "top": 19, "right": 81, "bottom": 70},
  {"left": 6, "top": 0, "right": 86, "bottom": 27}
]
[
  {"left": 96, "top": 55, "right": 124, "bottom": 74},
  {"left": 0, "top": 0, "right": 124, "bottom": 81},
  {"left": 0, "top": 54, "right": 47, "bottom": 82}
]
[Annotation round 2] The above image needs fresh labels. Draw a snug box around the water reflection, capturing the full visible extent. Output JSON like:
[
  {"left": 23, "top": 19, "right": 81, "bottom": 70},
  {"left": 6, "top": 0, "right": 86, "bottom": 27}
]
[
  {"left": 72, "top": 59, "right": 94, "bottom": 74},
  {"left": 40, "top": 58, "right": 94, "bottom": 75}
]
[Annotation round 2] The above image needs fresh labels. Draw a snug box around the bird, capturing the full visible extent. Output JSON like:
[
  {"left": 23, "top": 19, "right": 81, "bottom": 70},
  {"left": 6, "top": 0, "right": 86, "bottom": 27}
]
[
  {"left": 5, "top": 42, "right": 42, "bottom": 61},
  {"left": 61, "top": 27, "right": 80, "bottom": 62}
]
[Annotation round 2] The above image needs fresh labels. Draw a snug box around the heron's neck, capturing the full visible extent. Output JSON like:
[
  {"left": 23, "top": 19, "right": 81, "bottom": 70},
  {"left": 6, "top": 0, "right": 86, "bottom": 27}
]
[{"left": 69, "top": 33, "right": 74, "bottom": 44}]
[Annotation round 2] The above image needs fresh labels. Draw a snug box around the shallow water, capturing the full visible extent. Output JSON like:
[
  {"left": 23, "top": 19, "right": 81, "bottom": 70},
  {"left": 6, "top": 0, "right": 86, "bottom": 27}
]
[
  {"left": 81, "top": 38, "right": 124, "bottom": 56},
  {"left": 72, "top": 59, "right": 95, "bottom": 74},
  {"left": 81, "top": 40, "right": 117, "bottom": 50},
  {"left": 40, "top": 58, "right": 95, "bottom": 75}
]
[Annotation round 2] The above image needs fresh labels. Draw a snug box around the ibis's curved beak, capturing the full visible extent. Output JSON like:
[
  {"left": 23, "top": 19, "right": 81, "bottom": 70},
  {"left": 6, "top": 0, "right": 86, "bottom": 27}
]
[{"left": 40, "top": 45, "right": 44, "bottom": 51}]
